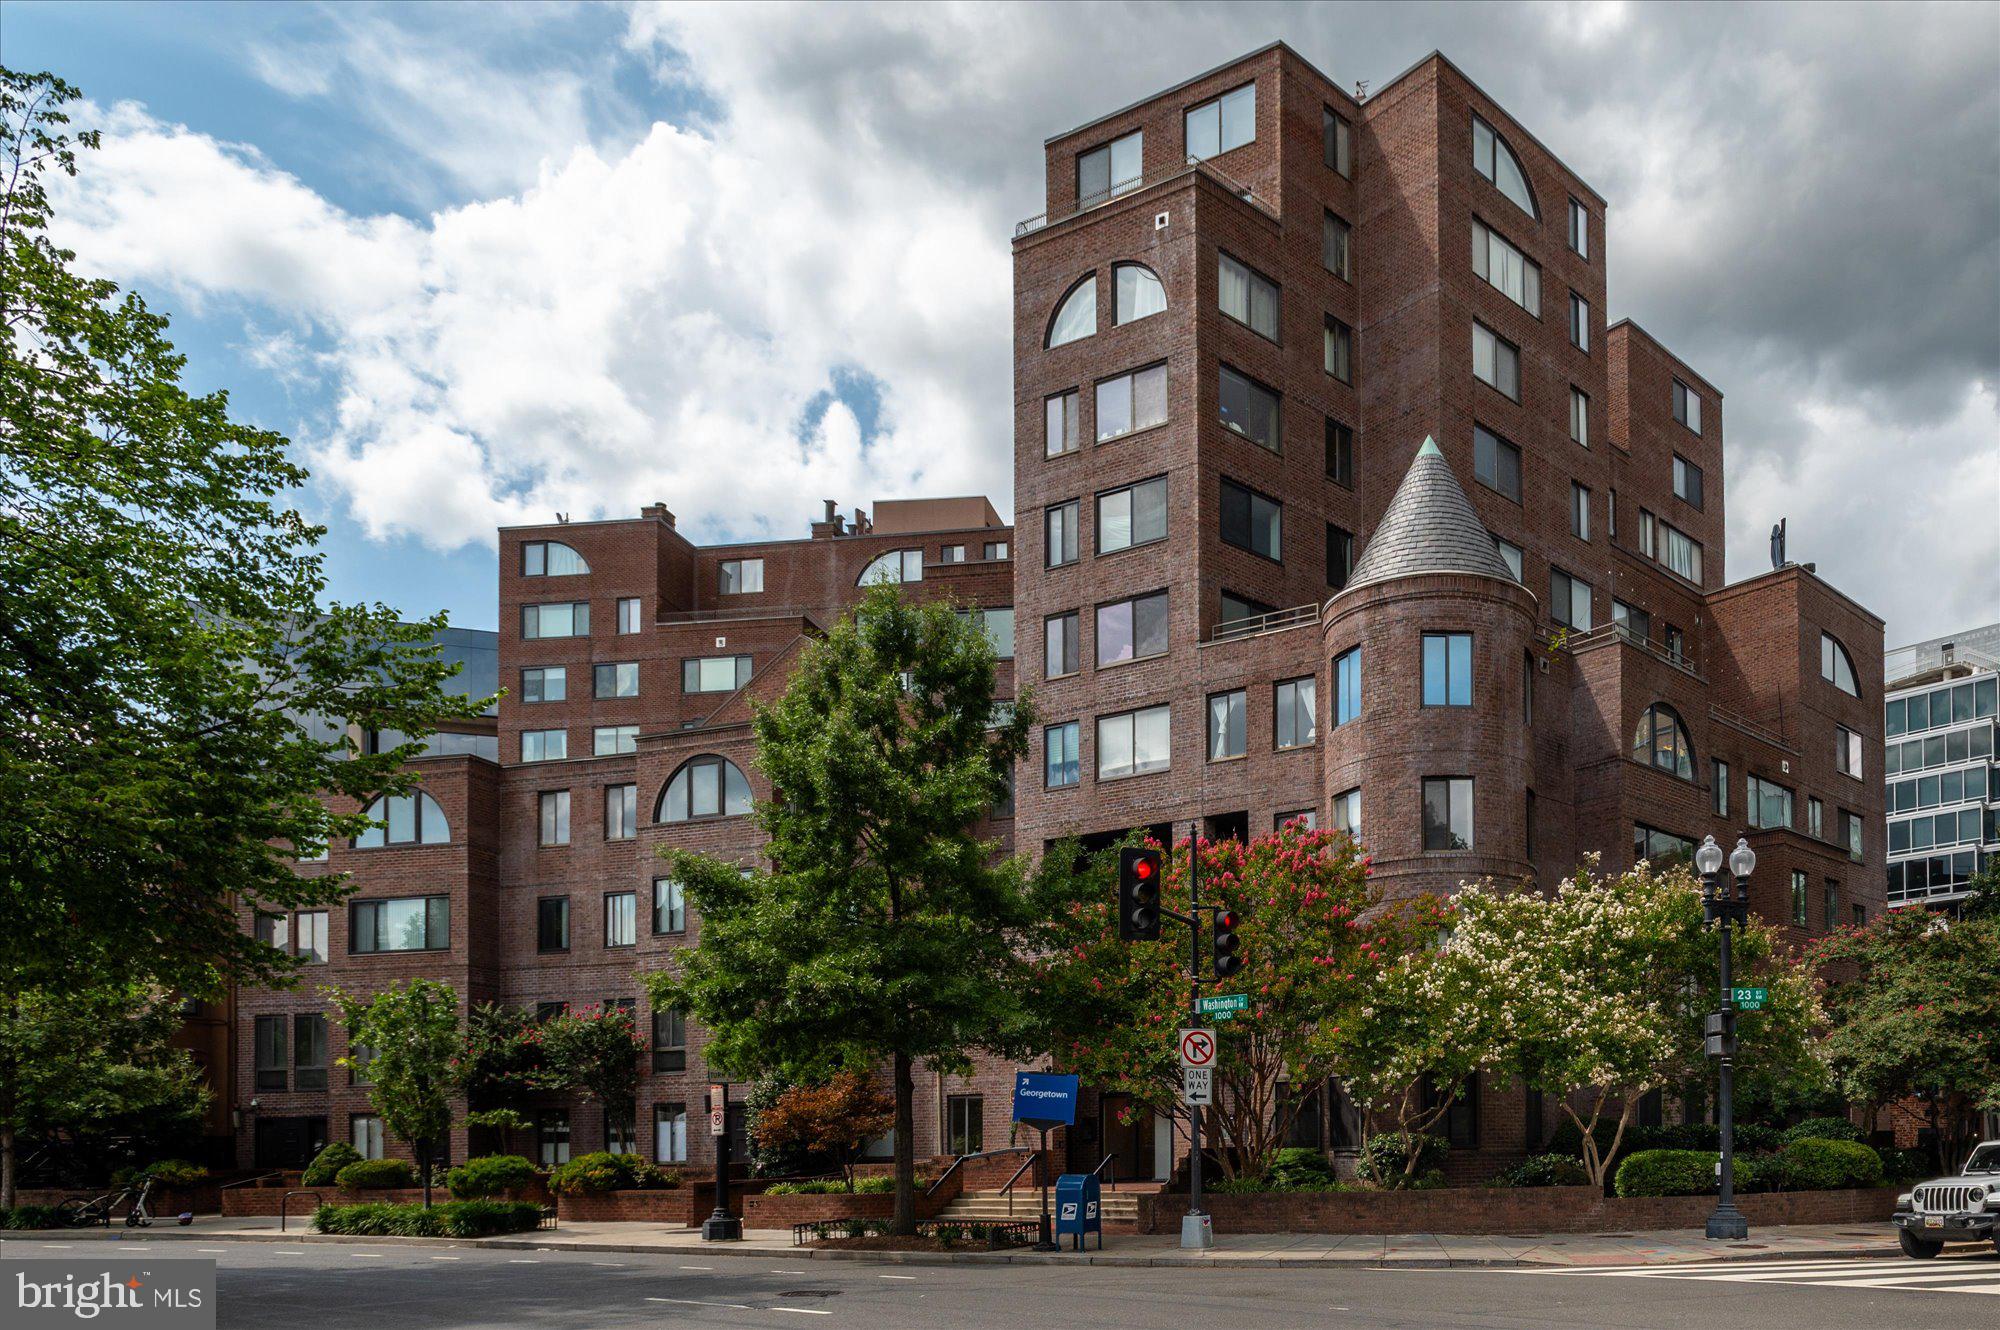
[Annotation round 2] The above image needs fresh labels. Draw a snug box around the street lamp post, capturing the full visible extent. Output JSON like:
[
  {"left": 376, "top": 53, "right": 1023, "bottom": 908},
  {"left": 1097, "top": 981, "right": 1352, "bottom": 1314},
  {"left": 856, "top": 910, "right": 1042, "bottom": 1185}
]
[{"left": 1696, "top": 834, "right": 1754, "bottom": 1242}]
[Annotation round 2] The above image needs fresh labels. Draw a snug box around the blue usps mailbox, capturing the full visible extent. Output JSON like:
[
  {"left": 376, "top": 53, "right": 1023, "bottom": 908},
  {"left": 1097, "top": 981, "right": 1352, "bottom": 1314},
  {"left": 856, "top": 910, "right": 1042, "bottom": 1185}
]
[
  {"left": 1011, "top": 1071, "right": 1077, "bottom": 1251},
  {"left": 1054, "top": 1173, "right": 1102, "bottom": 1251}
]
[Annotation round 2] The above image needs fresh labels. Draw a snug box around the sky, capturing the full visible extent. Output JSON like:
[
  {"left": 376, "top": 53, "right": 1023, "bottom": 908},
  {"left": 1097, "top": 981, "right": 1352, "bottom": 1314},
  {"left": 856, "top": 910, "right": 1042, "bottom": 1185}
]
[{"left": 8, "top": 0, "right": 1997, "bottom": 645}]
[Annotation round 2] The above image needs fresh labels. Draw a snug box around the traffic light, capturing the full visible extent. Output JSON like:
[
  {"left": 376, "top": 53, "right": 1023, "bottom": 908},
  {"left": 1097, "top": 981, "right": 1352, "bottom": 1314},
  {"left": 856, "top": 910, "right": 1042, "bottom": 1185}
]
[
  {"left": 1211, "top": 909, "right": 1243, "bottom": 978},
  {"left": 1117, "top": 847, "right": 1162, "bottom": 941}
]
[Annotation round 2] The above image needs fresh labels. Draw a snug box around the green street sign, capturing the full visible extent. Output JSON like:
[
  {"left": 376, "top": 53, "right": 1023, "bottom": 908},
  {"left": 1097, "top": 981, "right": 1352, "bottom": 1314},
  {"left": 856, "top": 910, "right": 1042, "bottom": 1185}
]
[
  {"left": 1199, "top": 994, "right": 1249, "bottom": 1015},
  {"left": 1731, "top": 987, "right": 1768, "bottom": 1011}
]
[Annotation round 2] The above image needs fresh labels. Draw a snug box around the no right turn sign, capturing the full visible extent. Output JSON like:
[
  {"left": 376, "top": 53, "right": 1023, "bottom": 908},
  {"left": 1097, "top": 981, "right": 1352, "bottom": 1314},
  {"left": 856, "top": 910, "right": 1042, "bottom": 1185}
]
[{"left": 1178, "top": 1027, "right": 1216, "bottom": 1069}]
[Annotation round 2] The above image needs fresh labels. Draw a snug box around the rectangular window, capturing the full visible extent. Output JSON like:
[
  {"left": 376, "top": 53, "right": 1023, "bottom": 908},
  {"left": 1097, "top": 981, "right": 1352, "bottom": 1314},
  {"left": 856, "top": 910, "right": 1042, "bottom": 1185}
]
[
  {"left": 1749, "top": 776, "right": 1795, "bottom": 830},
  {"left": 522, "top": 729, "right": 567, "bottom": 763},
  {"left": 1712, "top": 759, "right": 1730, "bottom": 816},
  {"left": 1044, "top": 720, "right": 1081, "bottom": 789},
  {"left": 1219, "top": 591, "right": 1275, "bottom": 627},
  {"left": 1422, "top": 777, "right": 1474, "bottom": 850},
  {"left": 539, "top": 790, "right": 570, "bottom": 846},
  {"left": 1824, "top": 879, "right": 1839, "bottom": 931},
  {"left": 1672, "top": 380, "right": 1702, "bottom": 434},
  {"left": 521, "top": 665, "right": 566, "bottom": 704},
  {"left": 1635, "top": 824, "right": 1696, "bottom": 864},
  {"left": 1808, "top": 795, "right": 1824, "bottom": 838},
  {"left": 348, "top": 1043, "right": 375, "bottom": 1087},
  {"left": 594, "top": 662, "right": 639, "bottom": 699},
  {"left": 1323, "top": 315, "right": 1353, "bottom": 383},
  {"left": 295, "top": 911, "right": 327, "bottom": 965},
  {"left": 538, "top": 896, "right": 569, "bottom": 952},
  {"left": 1186, "top": 82, "right": 1255, "bottom": 160},
  {"left": 1471, "top": 322, "right": 1520, "bottom": 399},
  {"left": 1845, "top": 810, "right": 1864, "bottom": 862},
  {"left": 1045, "top": 500, "right": 1080, "bottom": 567},
  {"left": 984, "top": 540, "right": 1009, "bottom": 561},
  {"left": 1219, "top": 478, "right": 1281, "bottom": 560},
  {"left": 351, "top": 896, "right": 448, "bottom": 954},
  {"left": 974, "top": 607, "right": 1014, "bottom": 659},
  {"left": 1097, "top": 704, "right": 1171, "bottom": 780},
  {"left": 1492, "top": 535, "right": 1523, "bottom": 582},
  {"left": 1325, "top": 418, "right": 1354, "bottom": 486},
  {"left": 1608, "top": 488, "right": 1617, "bottom": 538},
  {"left": 1333, "top": 647, "right": 1362, "bottom": 726},
  {"left": 1790, "top": 870, "right": 1808, "bottom": 927},
  {"left": 255, "top": 911, "right": 289, "bottom": 954},
  {"left": 1096, "top": 475, "right": 1169, "bottom": 553},
  {"left": 683, "top": 655, "right": 752, "bottom": 693},
  {"left": 1328, "top": 784, "right": 1360, "bottom": 836},
  {"left": 1045, "top": 611, "right": 1079, "bottom": 678},
  {"left": 1471, "top": 218, "right": 1540, "bottom": 315},
  {"left": 351, "top": 1115, "right": 384, "bottom": 1160},
  {"left": 1836, "top": 724, "right": 1864, "bottom": 778},
  {"left": 1218, "top": 364, "right": 1281, "bottom": 450},
  {"left": 1568, "top": 197, "right": 1589, "bottom": 257},
  {"left": 1549, "top": 568, "right": 1592, "bottom": 630},
  {"left": 605, "top": 891, "right": 637, "bottom": 947},
  {"left": 1569, "top": 387, "right": 1589, "bottom": 447},
  {"left": 1326, "top": 524, "right": 1354, "bottom": 591},
  {"left": 1612, "top": 599, "right": 1651, "bottom": 642},
  {"left": 1570, "top": 483, "right": 1591, "bottom": 540},
  {"left": 293, "top": 1013, "right": 327, "bottom": 1090},
  {"left": 522, "top": 541, "right": 586, "bottom": 577},
  {"left": 537, "top": 1111, "right": 571, "bottom": 1167},
  {"left": 1094, "top": 363, "right": 1169, "bottom": 443},
  {"left": 655, "top": 1104, "right": 688, "bottom": 1165},
  {"left": 254, "top": 1015, "right": 287, "bottom": 1092},
  {"left": 938, "top": 544, "right": 965, "bottom": 565},
  {"left": 604, "top": 1111, "right": 636, "bottom": 1158},
  {"left": 651, "top": 1009, "right": 686, "bottom": 1072},
  {"left": 1208, "top": 689, "right": 1246, "bottom": 761},
  {"left": 1045, "top": 390, "right": 1080, "bottom": 457},
  {"left": 521, "top": 601, "right": 589, "bottom": 639},
  {"left": 1639, "top": 509, "right": 1656, "bottom": 558},
  {"left": 616, "top": 597, "right": 642, "bottom": 634},
  {"left": 1076, "top": 129, "right": 1142, "bottom": 208},
  {"left": 1275, "top": 677, "right": 1316, "bottom": 750},
  {"left": 594, "top": 724, "right": 639, "bottom": 756},
  {"left": 1422, "top": 633, "right": 1473, "bottom": 707},
  {"left": 1322, "top": 211, "right": 1351, "bottom": 280},
  {"left": 1323, "top": 105, "right": 1351, "bottom": 176},
  {"left": 652, "top": 878, "right": 685, "bottom": 934},
  {"left": 718, "top": 558, "right": 764, "bottom": 595},
  {"left": 1569, "top": 291, "right": 1589, "bottom": 351},
  {"left": 1659, "top": 522, "right": 1703, "bottom": 583},
  {"left": 605, "top": 784, "right": 637, "bottom": 841},
  {"left": 1473, "top": 425, "right": 1522, "bottom": 502},
  {"left": 947, "top": 1095, "right": 985, "bottom": 1156},
  {"left": 1672, "top": 454, "right": 1704, "bottom": 509},
  {"left": 1095, "top": 590, "right": 1168, "bottom": 666},
  {"left": 1218, "top": 252, "right": 1280, "bottom": 340}
]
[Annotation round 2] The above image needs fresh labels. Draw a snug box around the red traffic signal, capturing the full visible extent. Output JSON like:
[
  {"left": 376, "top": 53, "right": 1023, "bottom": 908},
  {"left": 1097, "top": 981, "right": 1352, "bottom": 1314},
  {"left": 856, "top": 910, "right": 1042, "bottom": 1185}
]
[
  {"left": 1211, "top": 909, "right": 1243, "bottom": 977},
  {"left": 1118, "top": 847, "right": 1163, "bottom": 941},
  {"left": 1133, "top": 857, "right": 1154, "bottom": 880}
]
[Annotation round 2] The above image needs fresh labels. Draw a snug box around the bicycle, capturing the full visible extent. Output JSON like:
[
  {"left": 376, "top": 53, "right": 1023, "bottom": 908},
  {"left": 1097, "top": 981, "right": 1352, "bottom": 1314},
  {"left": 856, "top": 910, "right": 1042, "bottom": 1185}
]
[{"left": 58, "top": 1174, "right": 166, "bottom": 1229}]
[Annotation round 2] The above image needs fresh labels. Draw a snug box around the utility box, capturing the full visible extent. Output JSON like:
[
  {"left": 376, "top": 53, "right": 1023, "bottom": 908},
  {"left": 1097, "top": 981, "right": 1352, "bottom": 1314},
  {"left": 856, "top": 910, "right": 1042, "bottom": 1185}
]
[{"left": 1054, "top": 1173, "right": 1102, "bottom": 1250}]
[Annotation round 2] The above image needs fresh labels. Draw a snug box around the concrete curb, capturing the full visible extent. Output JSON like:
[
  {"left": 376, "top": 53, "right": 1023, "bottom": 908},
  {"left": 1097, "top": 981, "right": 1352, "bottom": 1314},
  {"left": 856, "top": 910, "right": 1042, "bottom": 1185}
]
[{"left": 13, "top": 1227, "right": 1904, "bottom": 1270}]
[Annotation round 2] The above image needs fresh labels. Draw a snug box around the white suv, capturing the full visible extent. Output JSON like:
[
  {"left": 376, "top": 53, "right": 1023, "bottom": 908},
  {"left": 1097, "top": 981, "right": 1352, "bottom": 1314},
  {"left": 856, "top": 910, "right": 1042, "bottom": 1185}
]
[{"left": 1892, "top": 1140, "right": 2000, "bottom": 1259}]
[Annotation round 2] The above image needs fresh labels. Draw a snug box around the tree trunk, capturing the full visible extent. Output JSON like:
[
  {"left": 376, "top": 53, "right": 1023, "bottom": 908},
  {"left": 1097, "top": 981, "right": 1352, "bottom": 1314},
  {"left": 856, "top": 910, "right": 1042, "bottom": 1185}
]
[
  {"left": 891, "top": 1051, "right": 915, "bottom": 1234},
  {"left": 1, "top": 1121, "right": 15, "bottom": 1211},
  {"left": 419, "top": 1138, "right": 433, "bottom": 1209}
]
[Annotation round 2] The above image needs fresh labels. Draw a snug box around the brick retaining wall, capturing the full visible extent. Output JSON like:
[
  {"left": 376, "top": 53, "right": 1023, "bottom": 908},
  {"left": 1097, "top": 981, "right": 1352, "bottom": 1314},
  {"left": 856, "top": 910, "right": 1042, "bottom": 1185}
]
[
  {"left": 1135, "top": 1186, "right": 1901, "bottom": 1235},
  {"left": 10, "top": 1185, "right": 220, "bottom": 1217}
]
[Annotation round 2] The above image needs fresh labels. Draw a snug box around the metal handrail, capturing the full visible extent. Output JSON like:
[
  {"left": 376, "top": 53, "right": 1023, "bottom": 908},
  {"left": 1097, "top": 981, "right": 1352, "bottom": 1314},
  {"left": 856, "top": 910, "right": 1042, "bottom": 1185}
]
[
  {"left": 1207, "top": 602, "right": 1321, "bottom": 644},
  {"left": 1089, "top": 1152, "right": 1117, "bottom": 1187},
  {"left": 923, "top": 1146, "right": 1035, "bottom": 1198},
  {"left": 279, "top": 1189, "right": 322, "bottom": 1233},
  {"left": 1016, "top": 156, "right": 1277, "bottom": 237},
  {"left": 998, "top": 1152, "right": 1039, "bottom": 1215},
  {"left": 220, "top": 1171, "right": 284, "bottom": 1191}
]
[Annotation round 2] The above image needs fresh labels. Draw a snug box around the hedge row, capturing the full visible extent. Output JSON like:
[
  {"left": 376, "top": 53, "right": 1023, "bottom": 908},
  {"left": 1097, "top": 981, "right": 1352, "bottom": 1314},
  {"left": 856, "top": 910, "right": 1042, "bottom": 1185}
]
[
  {"left": 311, "top": 1201, "right": 542, "bottom": 1237},
  {"left": 1613, "top": 1138, "right": 1885, "bottom": 1197},
  {"left": 763, "top": 1175, "right": 900, "bottom": 1196}
]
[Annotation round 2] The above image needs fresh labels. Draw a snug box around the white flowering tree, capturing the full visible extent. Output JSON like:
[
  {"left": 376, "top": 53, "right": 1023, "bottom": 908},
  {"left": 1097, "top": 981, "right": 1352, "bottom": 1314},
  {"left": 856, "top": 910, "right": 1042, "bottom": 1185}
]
[{"left": 1451, "top": 859, "right": 1821, "bottom": 1188}]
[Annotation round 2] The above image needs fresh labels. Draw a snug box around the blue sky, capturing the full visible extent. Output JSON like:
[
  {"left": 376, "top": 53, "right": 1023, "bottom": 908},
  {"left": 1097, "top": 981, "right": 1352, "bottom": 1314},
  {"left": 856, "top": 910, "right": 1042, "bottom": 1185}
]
[{"left": 9, "top": 1, "right": 1996, "bottom": 644}]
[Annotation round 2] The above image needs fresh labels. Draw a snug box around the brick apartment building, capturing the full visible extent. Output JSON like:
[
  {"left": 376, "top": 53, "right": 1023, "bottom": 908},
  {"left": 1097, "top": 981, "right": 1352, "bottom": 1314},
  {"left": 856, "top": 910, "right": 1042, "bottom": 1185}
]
[{"left": 224, "top": 44, "right": 1885, "bottom": 1183}]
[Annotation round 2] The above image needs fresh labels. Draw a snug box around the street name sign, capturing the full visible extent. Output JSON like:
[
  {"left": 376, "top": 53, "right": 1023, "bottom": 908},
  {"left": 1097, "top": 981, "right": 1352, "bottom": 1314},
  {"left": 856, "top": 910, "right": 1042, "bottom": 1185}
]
[
  {"left": 1731, "top": 987, "right": 1769, "bottom": 1011},
  {"left": 1177, "top": 1028, "right": 1217, "bottom": 1069},
  {"left": 1197, "top": 994, "right": 1248, "bottom": 1016},
  {"left": 1181, "top": 1066, "right": 1213, "bottom": 1106}
]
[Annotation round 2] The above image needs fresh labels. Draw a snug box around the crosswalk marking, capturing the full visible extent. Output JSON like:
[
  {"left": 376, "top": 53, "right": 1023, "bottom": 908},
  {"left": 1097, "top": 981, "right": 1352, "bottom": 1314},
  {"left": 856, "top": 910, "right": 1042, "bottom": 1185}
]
[{"left": 1520, "top": 1256, "right": 2000, "bottom": 1297}]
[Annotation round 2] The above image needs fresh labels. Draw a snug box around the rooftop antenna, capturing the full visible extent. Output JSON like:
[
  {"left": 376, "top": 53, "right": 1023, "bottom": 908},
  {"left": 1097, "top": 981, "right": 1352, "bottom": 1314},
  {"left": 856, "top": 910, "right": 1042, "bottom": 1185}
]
[
  {"left": 1353, "top": 79, "right": 1369, "bottom": 101},
  {"left": 1769, "top": 517, "right": 1786, "bottom": 570},
  {"left": 555, "top": 512, "right": 570, "bottom": 525}
]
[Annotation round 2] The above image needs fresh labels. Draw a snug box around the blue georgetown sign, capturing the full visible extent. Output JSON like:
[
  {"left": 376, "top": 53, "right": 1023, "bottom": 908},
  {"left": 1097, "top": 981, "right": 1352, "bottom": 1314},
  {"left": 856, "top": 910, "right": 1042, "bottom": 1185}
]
[{"left": 1011, "top": 1071, "right": 1078, "bottom": 1129}]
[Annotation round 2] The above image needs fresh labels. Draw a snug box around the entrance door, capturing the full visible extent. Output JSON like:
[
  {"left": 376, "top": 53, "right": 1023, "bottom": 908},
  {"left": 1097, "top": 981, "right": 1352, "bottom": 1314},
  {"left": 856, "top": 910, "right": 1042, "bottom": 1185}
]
[
  {"left": 1099, "top": 1094, "right": 1158, "bottom": 1183},
  {"left": 254, "top": 1116, "right": 327, "bottom": 1168}
]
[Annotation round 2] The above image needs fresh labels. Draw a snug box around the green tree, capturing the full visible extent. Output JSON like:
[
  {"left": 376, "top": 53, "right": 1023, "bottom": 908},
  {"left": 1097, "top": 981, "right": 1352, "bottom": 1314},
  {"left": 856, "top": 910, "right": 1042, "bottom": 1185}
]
[
  {"left": 1033, "top": 823, "right": 1402, "bottom": 1180},
  {"left": 461, "top": 1003, "right": 541, "bottom": 1114},
  {"left": 330, "top": 979, "right": 462, "bottom": 1207},
  {"left": 0, "top": 69, "right": 485, "bottom": 1004},
  {"left": 646, "top": 584, "right": 1032, "bottom": 1233},
  {"left": 1812, "top": 897, "right": 2000, "bottom": 1174},
  {"left": 0, "top": 986, "right": 207, "bottom": 1208},
  {"left": 532, "top": 1005, "right": 644, "bottom": 1128}
]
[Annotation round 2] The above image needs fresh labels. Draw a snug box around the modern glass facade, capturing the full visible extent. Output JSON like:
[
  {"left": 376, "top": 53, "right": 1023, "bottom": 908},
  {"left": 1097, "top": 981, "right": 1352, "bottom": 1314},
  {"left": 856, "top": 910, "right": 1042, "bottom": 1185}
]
[{"left": 1883, "top": 645, "right": 1998, "bottom": 909}]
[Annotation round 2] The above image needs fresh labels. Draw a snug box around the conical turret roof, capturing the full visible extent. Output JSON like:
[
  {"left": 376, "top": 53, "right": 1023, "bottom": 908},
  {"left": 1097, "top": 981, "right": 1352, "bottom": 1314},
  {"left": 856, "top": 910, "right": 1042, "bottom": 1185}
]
[{"left": 1342, "top": 437, "right": 1519, "bottom": 592}]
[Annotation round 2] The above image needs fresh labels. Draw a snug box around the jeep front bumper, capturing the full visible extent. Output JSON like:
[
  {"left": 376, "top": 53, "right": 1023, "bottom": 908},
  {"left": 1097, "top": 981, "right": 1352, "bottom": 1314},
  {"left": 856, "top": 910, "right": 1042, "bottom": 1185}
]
[{"left": 1894, "top": 1210, "right": 1997, "bottom": 1241}]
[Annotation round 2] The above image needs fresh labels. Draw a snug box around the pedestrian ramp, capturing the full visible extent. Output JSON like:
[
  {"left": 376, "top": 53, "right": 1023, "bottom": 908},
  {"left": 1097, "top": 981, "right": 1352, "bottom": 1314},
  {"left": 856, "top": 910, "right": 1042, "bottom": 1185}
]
[{"left": 1510, "top": 1254, "right": 2000, "bottom": 1296}]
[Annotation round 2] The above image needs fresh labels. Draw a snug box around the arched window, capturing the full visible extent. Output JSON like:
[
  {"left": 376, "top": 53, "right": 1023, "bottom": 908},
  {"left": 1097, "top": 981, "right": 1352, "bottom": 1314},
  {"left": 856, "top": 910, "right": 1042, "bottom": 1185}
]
[
  {"left": 658, "top": 755, "right": 752, "bottom": 823},
  {"left": 1046, "top": 275, "right": 1096, "bottom": 348},
  {"left": 857, "top": 549, "right": 923, "bottom": 586},
  {"left": 353, "top": 791, "right": 451, "bottom": 848},
  {"left": 1113, "top": 263, "right": 1166, "bottom": 325},
  {"left": 1472, "top": 115, "right": 1538, "bottom": 220},
  {"left": 1631, "top": 703, "right": 1694, "bottom": 780},
  {"left": 1820, "top": 632, "right": 1859, "bottom": 697},
  {"left": 522, "top": 540, "right": 589, "bottom": 576}
]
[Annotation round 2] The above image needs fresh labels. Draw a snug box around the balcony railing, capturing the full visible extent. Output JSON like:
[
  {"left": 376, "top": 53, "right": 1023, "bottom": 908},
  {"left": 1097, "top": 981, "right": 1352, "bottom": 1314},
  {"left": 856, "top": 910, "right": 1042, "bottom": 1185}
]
[
  {"left": 1016, "top": 156, "right": 1276, "bottom": 237},
  {"left": 1206, "top": 602, "right": 1321, "bottom": 644}
]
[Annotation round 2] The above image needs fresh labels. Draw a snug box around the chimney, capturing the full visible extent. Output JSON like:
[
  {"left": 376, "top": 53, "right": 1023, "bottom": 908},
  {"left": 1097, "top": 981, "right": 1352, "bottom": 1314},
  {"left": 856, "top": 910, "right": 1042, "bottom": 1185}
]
[
  {"left": 640, "top": 502, "right": 676, "bottom": 528},
  {"left": 854, "top": 507, "right": 871, "bottom": 535},
  {"left": 811, "top": 499, "right": 846, "bottom": 540}
]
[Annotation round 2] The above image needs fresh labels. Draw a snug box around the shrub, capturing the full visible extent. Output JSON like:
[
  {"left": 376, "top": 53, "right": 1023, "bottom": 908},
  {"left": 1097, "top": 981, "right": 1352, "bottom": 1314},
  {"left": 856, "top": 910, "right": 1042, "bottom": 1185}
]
[
  {"left": 311, "top": 1200, "right": 541, "bottom": 1237},
  {"left": 335, "top": 1158, "right": 417, "bottom": 1190},
  {"left": 144, "top": 1159, "right": 210, "bottom": 1187},
  {"left": 303, "top": 1142, "right": 363, "bottom": 1187},
  {"left": 546, "top": 1151, "right": 644, "bottom": 1195},
  {"left": 1777, "top": 1138, "right": 1883, "bottom": 1191},
  {"left": 1267, "top": 1148, "right": 1338, "bottom": 1190},
  {"left": 446, "top": 1154, "right": 538, "bottom": 1200},
  {"left": 1357, "top": 1133, "right": 1446, "bottom": 1189},
  {"left": 1614, "top": 1149, "right": 1713, "bottom": 1197},
  {"left": 2, "top": 1205, "right": 66, "bottom": 1230},
  {"left": 1780, "top": 1117, "right": 1863, "bottom": 1147},
  {"left": 853, "top": 1174, "right": 895, "bottom": 1194},
  {"left": 1489, "top": 1154, "right": 1590, "bottom": 1188}
]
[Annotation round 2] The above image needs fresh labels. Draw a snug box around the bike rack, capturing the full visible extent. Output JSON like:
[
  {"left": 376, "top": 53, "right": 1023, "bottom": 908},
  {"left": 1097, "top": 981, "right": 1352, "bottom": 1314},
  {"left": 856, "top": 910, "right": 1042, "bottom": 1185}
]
[{"left": 280, "top": 1190, "right": 323, "bottom": 1233}]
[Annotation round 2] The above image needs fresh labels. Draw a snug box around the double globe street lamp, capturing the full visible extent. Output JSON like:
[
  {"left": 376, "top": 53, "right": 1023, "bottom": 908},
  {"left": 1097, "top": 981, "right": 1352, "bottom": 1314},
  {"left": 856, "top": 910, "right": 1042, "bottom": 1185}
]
[{"left": 1695, "top": 833, "right": 1756, "bottom": 1241}]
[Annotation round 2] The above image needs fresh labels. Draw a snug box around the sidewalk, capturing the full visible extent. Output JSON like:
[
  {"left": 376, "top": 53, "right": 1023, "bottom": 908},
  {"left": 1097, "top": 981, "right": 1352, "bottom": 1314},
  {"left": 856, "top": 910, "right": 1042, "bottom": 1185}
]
[{"left": 10, "top": 1215, "right": 1903, "bottom": 1269}]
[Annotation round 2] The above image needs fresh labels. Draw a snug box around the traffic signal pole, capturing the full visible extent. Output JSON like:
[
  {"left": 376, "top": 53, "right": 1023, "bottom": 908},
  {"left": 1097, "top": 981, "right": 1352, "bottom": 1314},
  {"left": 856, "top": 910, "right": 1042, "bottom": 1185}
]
[{"left": 1185, "top": 823, "right": 1207, "bottom": 1249}]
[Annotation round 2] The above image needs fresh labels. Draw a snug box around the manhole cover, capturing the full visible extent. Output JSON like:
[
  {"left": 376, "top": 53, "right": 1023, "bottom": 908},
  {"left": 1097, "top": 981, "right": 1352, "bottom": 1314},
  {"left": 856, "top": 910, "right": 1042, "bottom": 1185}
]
[{"left": 780, "top": 1290, "right": 840, "bottom": 1299}]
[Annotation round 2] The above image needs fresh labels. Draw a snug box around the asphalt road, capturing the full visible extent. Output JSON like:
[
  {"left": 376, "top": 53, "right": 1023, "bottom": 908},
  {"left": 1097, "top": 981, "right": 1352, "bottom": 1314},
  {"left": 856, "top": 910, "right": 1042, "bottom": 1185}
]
[{"left": 5, "top": 1240, "right": 1997, "bottom": 1329}]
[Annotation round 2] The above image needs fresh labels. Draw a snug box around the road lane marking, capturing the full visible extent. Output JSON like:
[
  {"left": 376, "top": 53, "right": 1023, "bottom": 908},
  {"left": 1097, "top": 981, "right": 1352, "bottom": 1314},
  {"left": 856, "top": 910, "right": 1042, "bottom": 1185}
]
[
  {"left": 774, "top": 1309, "right": 832, "bottom": 1317},
  {"left": 589, "top": 1261, "right": 625, "bottom": 1267},
  {"left": 39, "top": 1244, "right": 73, "bottom": 1249},
  {"left": 769, "top": 1268, "right": 810, "bottom": 1274},
  {"left": 351, "top": 1253, "right": 386, "bottom": 1258},
  {"left": 678, "top": 1264, "right": 714, "bottom": 1270},
  {"left": 430, "top": 1256, "right": 461, "bottom": 1261},
  {"left": 197, "top": 1249, "right": 228, "bottom": 1254},
  {"left": 878, "top": 1274, "right": 917, "bottom": 1280},
  {"left": 507, "top": 1259, "right": 539, "bottom": 1264},
  {"left": 647, "top": 1297, "right": 752, "bottom": 1310}
]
